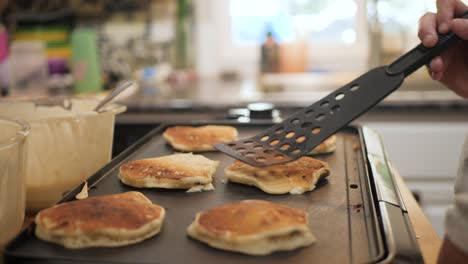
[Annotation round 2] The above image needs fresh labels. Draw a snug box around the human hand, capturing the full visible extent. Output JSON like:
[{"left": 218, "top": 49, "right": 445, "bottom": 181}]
[{"left": 418, "top": 0, "right": 468, "bottom": 98}]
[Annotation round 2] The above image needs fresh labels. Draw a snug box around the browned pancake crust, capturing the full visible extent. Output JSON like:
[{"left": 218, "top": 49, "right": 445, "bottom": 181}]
[
  {"left": 163, "top": 125, "right": 237, "bottom": 150},
  {"left": 197, "top": 200, "right": 307, "bottom": 236},
  {"left": 227, "top": 156, "right": 329, "bottom": 183},
  {"left": 120, "top": 159, "right": 195, "bottom": 180},
  {"left": 36, "top": 192, "right": 163, "bottom": 232},
  {"left": 311, "top": 135, "right": 336, "bottom": 154}
]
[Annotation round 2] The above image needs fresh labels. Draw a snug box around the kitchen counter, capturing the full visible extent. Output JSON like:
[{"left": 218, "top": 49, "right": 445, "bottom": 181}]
[
  {"left": 392, "top": 165, "right": 441, "bottom": 264},
  {"left": 119, "top": 73, "right": 468, "bottom": 113},
  {"left": 116, "top": 75, "right": 468, "bottom": 128}
]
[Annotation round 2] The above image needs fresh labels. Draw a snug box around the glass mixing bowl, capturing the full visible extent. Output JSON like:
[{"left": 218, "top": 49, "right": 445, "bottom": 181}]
[
  {"left": 0, "top": 97, "right": 126, "bottom": 211},
  {"left": 0, "top": 118, "right": 29, "bottom": 248}
]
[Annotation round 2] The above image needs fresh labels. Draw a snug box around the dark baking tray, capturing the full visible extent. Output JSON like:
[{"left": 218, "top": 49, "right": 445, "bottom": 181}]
[{"left": 4, "top": 122, "right": 423, "bottom": 264}]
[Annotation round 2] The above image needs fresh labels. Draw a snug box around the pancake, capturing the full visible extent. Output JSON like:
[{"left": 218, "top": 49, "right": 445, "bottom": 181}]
[
  {"left": 35, "top": 192, "right": 165, "bottom": 249},
  {"left": 187, "top": 200, "right": 316, "bottom": 255},
  {"left": 163, "top": 125, "right": 238, "bottom": 152},
  {"left": 308, "top": 135, "right": 337, "bottom": 155},
  {"left": 225, "top": 156, "right": 330, "bottom": 194},
  {"left": 119, "top": 153, "right": 219, "bottom": 192}
]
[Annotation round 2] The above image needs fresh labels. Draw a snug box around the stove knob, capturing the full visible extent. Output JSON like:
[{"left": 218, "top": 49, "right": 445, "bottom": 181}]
[{"left": 248, "top": 103, "right": 275, "bottom": 120}]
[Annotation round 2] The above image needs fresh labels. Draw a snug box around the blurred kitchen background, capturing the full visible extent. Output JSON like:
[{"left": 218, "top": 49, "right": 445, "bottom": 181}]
[{"left": 1, "top": 0, "right": 468, "bottom": 236}]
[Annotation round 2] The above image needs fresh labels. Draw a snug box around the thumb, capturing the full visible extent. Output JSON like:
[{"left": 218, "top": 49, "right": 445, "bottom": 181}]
[{"left": 450, "top": 19, "right": 468, "bottom": 40}]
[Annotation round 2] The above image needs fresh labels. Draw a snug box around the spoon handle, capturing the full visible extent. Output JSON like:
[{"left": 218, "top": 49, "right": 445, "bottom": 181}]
[{"left": 93, "top": 80, "right": 133, "bottom": 112}]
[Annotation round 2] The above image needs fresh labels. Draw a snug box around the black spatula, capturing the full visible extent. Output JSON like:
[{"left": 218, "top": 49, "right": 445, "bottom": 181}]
[{"left": 215, "top": 11, "right": 468, "bottom": 167}]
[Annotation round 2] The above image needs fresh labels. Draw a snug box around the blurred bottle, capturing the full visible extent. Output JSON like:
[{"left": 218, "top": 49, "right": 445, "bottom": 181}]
[
  {"left": 48, "top": 58, "right": 73, "bottom": 95},
  {"left": 71, "top": 28, "right": 102, "bottom": 94},
  {"left": 260, "top": 32, "right": 280, "bottom": 73},
  {"left": 0, "top": 24, "right": 9, "bottom": 96},
  {"left": 174, "top": 0, "right": 195, "bottom": 70},
  {"left": 258, "top": 31, "right": 283, "bottom": 92},
  {"left": 136, "top": 63, "right": 172, "bottom": 97},
  {"left": 139, "top": 67, "right": 158, "bottom": 96}
]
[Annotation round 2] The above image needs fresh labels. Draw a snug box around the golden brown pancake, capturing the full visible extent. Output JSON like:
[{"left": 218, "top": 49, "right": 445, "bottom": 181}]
[
  {"left": 187, "top": 200, "right": 316, "bottom": 255},
  {"left": 163, "top": 125, "right": 238, "bottom": 152},
  {"left": 309, "top": 135, "right": 337, "bottom": 155},
  {"left": 225, "top": 156, "right": 330, "bottom": 194},
  {"left": 35, "top": 192, "right": 165, "bottom": 248},
  {"left": 119, "top": 153, "right": 219, "bottom": 192}
]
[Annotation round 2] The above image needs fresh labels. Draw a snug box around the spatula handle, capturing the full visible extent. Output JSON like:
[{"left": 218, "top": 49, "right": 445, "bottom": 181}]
[{"left": 386, "top": 11, "right": 468, "bottom": 77}]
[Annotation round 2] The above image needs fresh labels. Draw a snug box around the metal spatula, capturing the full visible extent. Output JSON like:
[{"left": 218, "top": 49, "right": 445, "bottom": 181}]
[{"left": 215, "top": 11, "right": 468, "bottom": 167}]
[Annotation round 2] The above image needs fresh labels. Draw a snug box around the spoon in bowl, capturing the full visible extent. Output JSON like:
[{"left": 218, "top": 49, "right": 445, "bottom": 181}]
[{"left": 94, "top": 80, "right": 133, "bottom": 112}]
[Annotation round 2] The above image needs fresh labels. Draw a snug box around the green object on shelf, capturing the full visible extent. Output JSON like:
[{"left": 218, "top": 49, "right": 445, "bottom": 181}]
[
  {"left": 71, "top": 28, "right": 102, "bottom": 94},
  {"left": 175, "top": 0, "right": 194, "bottom": 69}
]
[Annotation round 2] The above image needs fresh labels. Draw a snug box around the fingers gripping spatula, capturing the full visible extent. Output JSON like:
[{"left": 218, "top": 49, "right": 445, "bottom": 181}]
[{"left": 215, "top": 11, "right": 468, "bottom": 167}]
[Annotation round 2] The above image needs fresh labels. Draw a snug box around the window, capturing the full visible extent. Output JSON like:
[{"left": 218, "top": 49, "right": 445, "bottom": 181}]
[
  {"left": 196, "top": 0, "right": 468, "bottom": 76},
  {"left": 230, "top": 0, "right": 359, "bottom": 46},
  {"left": 374, "top": 0, "right": 466, "bottom": 68}
]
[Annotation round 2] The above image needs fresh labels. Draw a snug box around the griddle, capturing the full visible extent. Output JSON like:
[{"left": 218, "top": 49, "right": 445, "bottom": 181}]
[{"left": 4, "top": 122, "right": 423, "bottom": 264}]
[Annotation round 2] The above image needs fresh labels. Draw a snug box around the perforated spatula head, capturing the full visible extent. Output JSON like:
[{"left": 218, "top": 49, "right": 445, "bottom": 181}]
[
  {"left": 215, "top": 66, "right": 403, "bottom": 167},
  {"left": 215, "top": 11, "right": 468, "bottom": 167}
]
